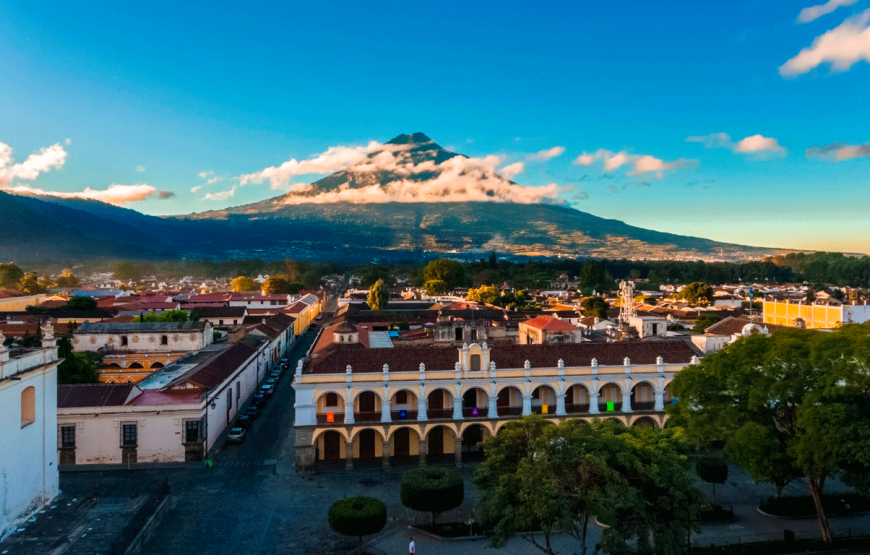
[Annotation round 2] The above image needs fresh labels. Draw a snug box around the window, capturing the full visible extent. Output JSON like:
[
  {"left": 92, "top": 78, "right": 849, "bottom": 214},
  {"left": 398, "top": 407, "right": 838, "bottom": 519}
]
[
  {"left": 227, "top": 390, "right": 232, "bottom": 410},
  {"left": 455, "top": 327, "right": 463, "bottom": 341},
  {"left": 470, "top": 354, "right": 481, "bottom": 372},
  {"left": 325, "top": 392, "right": 338, "bottom": 407},
  {"left": 339, "top": 335, "right": 344, "bottom": 342},
  {"left": 60, "top": 425, "right": 76, "bottom": 448},
  {"left": 121, "top": 336, "right": 128, "bottom": 346},
  {"left": 219, "top": 320, "right": 224, "bottom": 326},
  {"left": 161, "top": 335, "right": 169, "bottom": 345},
  {"left": 471, "top": 329, "right": 478, "bottom": 341},
  {"left": 184, "top": 420, "right": 200, "bottom": 443},
  {"left": 121, "top": 423, "right": 137, "bottom": 447},
  {"left": 236, "top": 382, "right": 241, "bottom": 404},
  {"left": 395, "top": 391, "right": 408, "bottom": 404},
  {"left": 21, "top": 386, "right": 35, "bottom": 428}
]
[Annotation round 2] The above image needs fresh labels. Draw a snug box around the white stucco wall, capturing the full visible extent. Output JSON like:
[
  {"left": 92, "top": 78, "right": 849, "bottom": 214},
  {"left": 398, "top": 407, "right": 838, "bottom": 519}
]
[
  {"left": 72, "top": 325, "right": 212, "bottom": 353},
  {"left": 0, "top": 349, "right": 59, "bottom": 540}
]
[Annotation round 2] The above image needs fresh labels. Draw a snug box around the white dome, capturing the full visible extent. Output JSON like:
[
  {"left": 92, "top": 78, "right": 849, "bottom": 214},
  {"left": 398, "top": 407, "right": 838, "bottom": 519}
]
[{"left": 741, "top": 323, "right": 764, "bottom": 336}]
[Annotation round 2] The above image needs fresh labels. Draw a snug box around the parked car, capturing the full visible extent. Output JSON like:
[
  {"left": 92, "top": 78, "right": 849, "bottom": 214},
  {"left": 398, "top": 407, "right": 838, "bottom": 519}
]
[
  {"left": 244, "top": 405, "right": 259, "bottom": 420},
  {"left": 252, "top": 393, "right": 267, "bottom": 407},
  {"left": 260, "top": 384, "right": 275, "bottom": 397},
  {"left": 226, "top": 427, "right": 246, "bottom": 444},
  {"left": 269, "top": 373, "right": 281, "bottom": 383},
  {"left": 265, "top": 378, "right": 278, "bottom": 387},
  {"left": 236, "top": 413, "right": 253, "bottom": 429}
]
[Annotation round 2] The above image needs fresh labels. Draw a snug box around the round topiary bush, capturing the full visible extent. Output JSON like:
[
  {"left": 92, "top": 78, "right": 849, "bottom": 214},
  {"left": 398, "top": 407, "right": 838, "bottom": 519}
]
[
  {"left": 400, "top": 467, "right": 464, "bottom": 525},
  {"left": 328, "top": 496, "right": 387, "bottom": 554}
]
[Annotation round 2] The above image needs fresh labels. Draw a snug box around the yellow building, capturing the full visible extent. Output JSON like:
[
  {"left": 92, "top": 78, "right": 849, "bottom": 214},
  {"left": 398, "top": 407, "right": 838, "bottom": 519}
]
[{"left": 763, "top": 299, "right": 870, "bottom": 329}]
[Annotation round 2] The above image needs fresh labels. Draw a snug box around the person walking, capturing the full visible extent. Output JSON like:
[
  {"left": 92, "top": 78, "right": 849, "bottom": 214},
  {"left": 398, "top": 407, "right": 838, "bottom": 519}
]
[{"left": 409, "top": 536, "right": 415, "bottom": 554}]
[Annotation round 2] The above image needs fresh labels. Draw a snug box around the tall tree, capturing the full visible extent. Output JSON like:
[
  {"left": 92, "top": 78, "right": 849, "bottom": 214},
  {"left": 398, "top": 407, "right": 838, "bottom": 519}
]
[
  {"left": 467, "top": 285, "right": 499, "bottom": 304},
  {"left": 55, "top": 268, "right": 81, "bottom": 288},
  {"left": 0, "top": 262, "right": 25, "bottom": 288},
  {"left": 424, "top": 279, "right": 448, "bottom": 296},
  {"left": 18, "top": 271, "right": 46, "bottom": 294},
  {"left": 580, "top": 296, "right": 609, "bottom": 319},
  {"left": 423, "top": 259, "right": 465, "bottom": 289},
  {"left": 669, "top": 324, "right": 870, "bottom": 543},
  {"left": 113, "top": 261, "right": 143, "bottom": 282},
  {"left": 676, "top": 282, "right": 713, "bottom": 306},
  {"left": 230, "top": 275, "right": 258, "bottom": 292},
  {"left": 367, "top": 279, "right": 389, "bottom": 311},
  {"left": 261, "top": 276, "right": 290, "bottom": 294}
]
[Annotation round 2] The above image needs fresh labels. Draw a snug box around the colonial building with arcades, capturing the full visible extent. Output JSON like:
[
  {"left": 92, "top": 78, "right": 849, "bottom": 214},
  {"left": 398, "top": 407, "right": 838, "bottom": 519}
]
[{"left": 292, "top": 322, "right": 700, "bottom": 471}]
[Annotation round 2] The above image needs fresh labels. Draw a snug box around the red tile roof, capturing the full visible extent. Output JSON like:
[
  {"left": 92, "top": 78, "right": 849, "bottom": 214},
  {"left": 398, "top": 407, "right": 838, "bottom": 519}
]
[
  {"left": 172, "top": 342, "right": 257, "bottom": 389},
  {"left": 128, "top": 389, "right": 205, "bottom": 406},
  {"left": 521, "top": 315, "right": 578, "bottom": 332}
]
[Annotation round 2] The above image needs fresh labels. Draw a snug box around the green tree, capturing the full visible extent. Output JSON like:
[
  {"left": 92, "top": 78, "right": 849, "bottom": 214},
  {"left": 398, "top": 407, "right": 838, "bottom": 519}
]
[
  {"left": 142, "top": 309, "right": 190, "bottom": 322},
  {"left": 328, "top": 497, "right": 387, "bottom": 555},
  {"left": 113, "top": 261, "right": 143, "bottom": 282},
  {"left": 400, "top": 467, "right": 464, "bottom": 526},
  {"left": 580, "top": 296, "right": 609, "bottom": 319},
  {"left": 359, "top": 265, "right": 392, "bottom": 288},
  {"left": 467, "top": 285, "right": 499, "bottom": 304},
  {"left": 578, "top": 260, "right": 611, "bottom": 294},
  {"left": 696, "top": 457, "right": 728, "bottom": 506},
  {"left": 65, "top": 296, "right": 97, "bottom": 310},
  {"left": 38, "top": 273, "right": 55, "bottom": 291},
  {"left": 230, "top": 275, "right": 258, "bottom": 292},
  {"left": 367, "top": 279, "right": 389, "bottom": 311},
  {"left": 56, "top": 337, "right": 100, "bottom": 384},
  {"left": 18, "top": 271, "right": 46, "bottom": 294},
  {"left": 676, "top": 282, "right": 713, "bottom": 306},
  {"left": 691, "top": 314, "right": 721, "bottom": 334},
  {"left": 669, "top": 324, "right": 870, "bottom": 543},
  {"left": 423, "top": 259, "right": 465, "bottom": 289},
  {"left": 261, "top": 276, "right": 290, "bottom": 294},
  {"left": 0, "top": 262, "right": 25, "bottom": 288},
  {"left": 424, "top": 279, "right": 448, "bottom": 296},
  {"left": 55, "top": 268, "right": 81, "bottom": 288}
]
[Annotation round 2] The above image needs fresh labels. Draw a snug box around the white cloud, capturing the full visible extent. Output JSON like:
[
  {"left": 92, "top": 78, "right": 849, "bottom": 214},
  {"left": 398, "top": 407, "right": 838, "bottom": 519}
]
[
  {"left": 686, "top": 133, "right": 786, "bottom": 157},
  {"left": 797, "top": 0, "right": 858, "bottom": 23},
  {"left": 0, "top": 141, "right": 68, "bottom": 187},
  {"left": 734, "top": 134, "right": 786, "bottom": 154},
  {"left": 572, "top": 148, "right": 692, "bottom": 176},
  {"left": 136, "top": 165, "right": 146, "bottom": 172},
  {"left": 685, "top": 132, "right": 733, "bottom": 149},
  {"left": 203, "top": 186, "right": 236, "bottom": 201},
  {"left": 806, "top": 141, "right": 870, "bottom": 160},
  {"left": 190, "top": 185, "right": 202, "bottom": 193},
  {"left": 498, "top": 161, "right": 525, "bottom": 179},
  {"left": 781, "top": 9, "right": 870, "bottom": 75},
  {"left": 528, "top": 146, "right": 566, "bottom": 161},
  {"left": 198, "top": 170, "right": 224, "bottom": 185},
  {"left": 10, "top": 183, "right": 168, "bottom": 205},
  {"left": 239, "top": 141, "right": 388, "bottom": 189}
]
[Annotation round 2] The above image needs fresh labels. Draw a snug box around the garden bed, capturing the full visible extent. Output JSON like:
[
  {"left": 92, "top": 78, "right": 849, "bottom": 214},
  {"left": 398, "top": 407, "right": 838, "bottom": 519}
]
[{"left": 758, "top": 494, "right": 870, "bottom": 518}]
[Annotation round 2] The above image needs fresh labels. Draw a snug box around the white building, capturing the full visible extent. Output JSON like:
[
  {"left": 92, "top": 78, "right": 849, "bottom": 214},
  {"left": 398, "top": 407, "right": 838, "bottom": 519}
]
[
  {"left": 0, "top": 328, "right": 60, "bottom": 540},
  {"left": 72, "top": 321, "right": 213, "bottom": 353},
  {"left": 57, "top": 336, "right": 272, "bottom": 465}
]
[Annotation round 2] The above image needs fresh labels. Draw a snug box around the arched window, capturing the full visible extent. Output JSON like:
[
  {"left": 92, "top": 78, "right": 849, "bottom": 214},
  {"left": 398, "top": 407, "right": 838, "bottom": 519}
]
[
  {"left": 470, "top": 354, "right": 481, "bottom": 372},
  {"left": 339, "top": 335, "right": 344, "bottom": 342},
  {"left": 150, "top": 362, "right": 164, "bottom": 369},
  {"left": 325, "top": 393, "right": 338, "bottom": 407},
  {"left": 21, "top": 386, "right": 35, "bottom": 428},
  {"left": 128, "top": 362, "right": 144, "bottom": 369},
  {"left": 121, "top": 336, "right": 128, "bottom": 346},
  {"left": 161, "top": 335, "right": 168, "bottom": 345},
  {"left": 395, "top": 391, "right": 408, "bottom": 404}
]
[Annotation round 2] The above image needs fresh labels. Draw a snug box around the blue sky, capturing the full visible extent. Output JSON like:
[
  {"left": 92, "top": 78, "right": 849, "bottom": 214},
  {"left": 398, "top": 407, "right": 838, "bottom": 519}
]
[{"left": 1, "top": 0, "right": 869, "bottom": 253}]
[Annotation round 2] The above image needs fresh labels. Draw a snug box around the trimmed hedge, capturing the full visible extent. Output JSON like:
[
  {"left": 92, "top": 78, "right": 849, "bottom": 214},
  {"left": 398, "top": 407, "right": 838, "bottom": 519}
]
[
  {"left": 328, "top": 497, "right": 387, "bottom": 539},
  {"left": 400, "top": 467, "right": 464, "bottom": 520}
]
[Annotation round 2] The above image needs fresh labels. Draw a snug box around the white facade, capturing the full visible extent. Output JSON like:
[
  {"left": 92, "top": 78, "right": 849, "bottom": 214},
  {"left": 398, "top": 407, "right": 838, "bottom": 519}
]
[
  {"left": 0, "top": 338, "right": 60, "bottom": 540},
  {"left": 628, "top": 316, "right": 668, "bottom": 339},
  {"left": 72, "top": 321, "right": 213, "bottom": 353},
  {"left": 690, "top": 334, "right": 730, "bottom": 354}
]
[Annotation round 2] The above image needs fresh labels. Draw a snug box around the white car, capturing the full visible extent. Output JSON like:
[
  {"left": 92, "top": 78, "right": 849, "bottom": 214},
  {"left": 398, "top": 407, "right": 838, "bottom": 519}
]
[{"left": 226, "top": 427, "right": 246, "bottom": 444}]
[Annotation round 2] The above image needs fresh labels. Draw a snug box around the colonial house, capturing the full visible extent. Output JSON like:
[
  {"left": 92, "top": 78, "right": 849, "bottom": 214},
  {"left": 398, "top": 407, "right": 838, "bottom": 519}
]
[
  {"left": 57, "top": 336, "right": 271, "bottom": 465},
  {"left": 191, "top": 306, "right": 248, "bottom": 327},
  {"left": 0, "top": 327, "right": 60, "bottom": 540},
  {"left": 72, "top": 321, "right": 213, "bottom": 353},
  {"left": 292, "top": 337, "right": 699, "bottom": 471},
  {"left": 518, "top": 315, "right": 583, "bottom": 345}
]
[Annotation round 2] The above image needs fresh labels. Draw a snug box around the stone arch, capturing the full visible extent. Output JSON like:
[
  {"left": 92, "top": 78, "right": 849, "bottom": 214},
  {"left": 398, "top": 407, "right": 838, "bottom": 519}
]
[
  {"left": 312, "top": 426, "right": 351, "bottom": 445},
  {"left": 150, "top": 361, "right": 165, "bottom": 369},
  {"left": 458, "top": 420, "right": 496, "bottom": 437},
  {"left": 630, "top": 381, "right": 656, "bottom": 411},
  {"left": 531, "top": 384, "right": 557, "bottom": 414},
  {"left": 314, "top": 389, "right": 349, "bottom": 405},
  {"left": 318, "top": 429, "right": 345, "bottom": 461},
  {"left": 389, "top": 426, "right": 422, "bottom": 458},
  {"left": 349, "top": 388, "right": 385, "bottom": 404},
  {"left": 426, "top": 388, "right": 454, "bottom": 419},
  {"left": 564, "top": 382, "right": 592, "bottom": 413},
  {"left": 349, "top": 426, "right": 387, "bottom": 444},
  {"left": 128, "top": 362, "right": 144, "bottom": 369},
  {"left": 597, "top": 380, "right": 626, "bottom": 395},
  {"left": 495, "top": 385, "right": 524, "bottom": 416},
  {"left": 663, "top": 382, "right": 674, "bottom": 404},
  {"left": 494, "top": 382, "right": 527, "bottom": 397},
  {"left": 460, "top": 386, "right": 489, "bottom": 418},
  {"left": 105, "top": 363, "right": 122, "bottom": 369},
  {"left": 20, "top": 386, "right": 35, "bottom": 427},
  {"left": 631, "top": 416, "right": 659, "bottom": 428},
  {"left": 460, "top": 423, "right": 490, "bottom": 455},
  {"left": 598, "top": 382, "right": 623, "bottom": 412},
  {"left": 424, "top": 424, "right": 457, "bottom": 457}
]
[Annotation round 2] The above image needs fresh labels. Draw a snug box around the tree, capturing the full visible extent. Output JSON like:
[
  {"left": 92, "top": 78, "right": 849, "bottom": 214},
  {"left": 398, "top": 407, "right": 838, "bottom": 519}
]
[
  {"left": 0, "top": 262, "right": 24, "bottom": 288},
  {"left": 578, "top": 260, "right": 611, "bottom": 294},
  {"left": 423, "top": 279, "right": 448, "bottom": 296},
  {"left": 113, "top": 261, "right": 143, "bottom": 282},
  {"left": 65, "top": 296, "right": 97, "bottom": 311},
  {"left": 400, "top": 467, "right": 464, "bottom": 526},
  {"left": 669, "top": 324, "right": 870, "bottom": 543},
  {"left": 467, "top": 285, "right": 499, "bottom": 305},
  {"left": 231, "top": 276, "right": 258, "bottom": 292},
  {"left": 691, "top": 314, "right": 721, "bottom": 334},
  {"left": 55, "top": 268, "right": 81, "bottom": 288},
  {"left": 359, "top": 265, "right": 392, "bottom": 288},
  {"left": 475, "top": 417, "right": 703, "bottom": 555},
  {"left": 38, "top": 274, "right": 55, "bottom": 291},
  {"left": 142, "top": 310, "right": 189, "bottom": 322},
  {"left": 473, "top": 269, "right": 500, "bottom": 287},
  {"left": 423, "top": 259, "right": 465, "bottom": 289},
  {"left": 580, "top": 296, "right": 609, "bottom": 319},
  {"left": 328, "top": 496, "right": 387, "bottom": 554},
  {"left": 677, "top": 282, "right": 713, "bottom": 307},
  {"left": 696, "top": 457, "right": 728, "bottom": 506},
  {"left": 367, "top": 279, "right": 389, "bottom": 311},
  {"left": 261, "top": 277, "right": 290, "bottom": 294},
  {"left": 56, "top": 337, "right": 100, "bottom": 384},
  {"left": 18, "top": 272, "right": 46, "bottom": 294}
]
